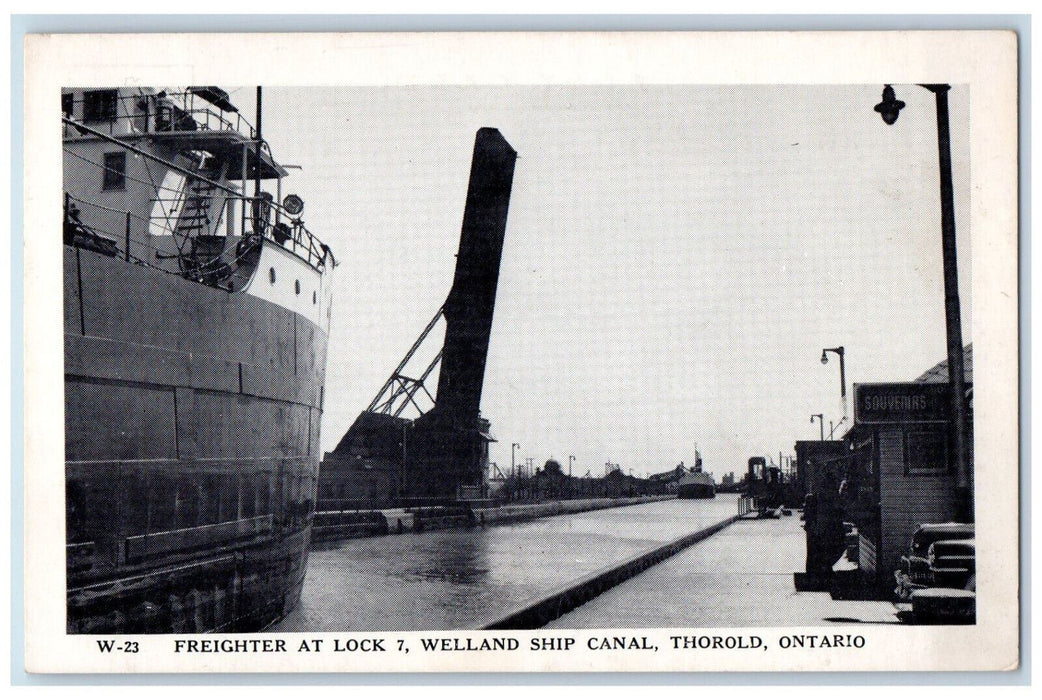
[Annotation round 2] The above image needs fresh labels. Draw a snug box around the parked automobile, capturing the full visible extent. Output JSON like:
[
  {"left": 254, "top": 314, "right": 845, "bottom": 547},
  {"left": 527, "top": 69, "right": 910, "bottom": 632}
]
[
  {"left": 895, "top": 522, "right": 974, "bottom": 601},
  {"left": 927, "top": 537, "right": 976, "bottom": 588}
]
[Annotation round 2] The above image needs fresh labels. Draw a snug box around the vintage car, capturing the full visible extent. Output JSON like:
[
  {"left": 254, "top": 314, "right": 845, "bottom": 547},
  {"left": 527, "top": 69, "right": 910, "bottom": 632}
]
[
  {"left": 927, "top": 537, "right": 976, "bottom": 588},
  {"left": 895, "top": 522, "right": 974, "bottom": 601}
]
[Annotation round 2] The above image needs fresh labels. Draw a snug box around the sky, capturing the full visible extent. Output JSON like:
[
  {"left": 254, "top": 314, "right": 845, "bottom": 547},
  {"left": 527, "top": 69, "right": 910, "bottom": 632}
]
[{"left": 254, "top": 84, "right": 971, "bottom": 480}]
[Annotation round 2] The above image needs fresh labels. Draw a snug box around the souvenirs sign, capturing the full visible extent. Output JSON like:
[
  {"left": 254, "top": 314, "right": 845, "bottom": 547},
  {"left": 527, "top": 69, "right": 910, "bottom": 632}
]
[{"left": 853, "top": 382, "right": 963, "bottom": 425}]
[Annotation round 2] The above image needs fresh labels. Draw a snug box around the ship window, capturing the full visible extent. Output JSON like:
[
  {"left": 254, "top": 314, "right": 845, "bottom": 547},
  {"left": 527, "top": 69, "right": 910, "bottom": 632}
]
[
  {"left": 295, "top": 280, "right": 301, "bottom": 295},
  {"left": 102, "top": 152, "right": 126, "bottom": 190},
  {"left": 269, "top": 267, "right": 276, "bottom": 284},
  {"left": 83, "top": 89, "right": 118, "bottom": 122},
  {"left": 61, "top": 92, "right": 74, "bottom": 118}
]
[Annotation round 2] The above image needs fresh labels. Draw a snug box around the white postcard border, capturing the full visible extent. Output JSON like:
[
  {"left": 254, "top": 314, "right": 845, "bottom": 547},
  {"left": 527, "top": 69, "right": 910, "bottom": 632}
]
[{"left": 22, "top": 30, "right": 1019, "bottom": 674}]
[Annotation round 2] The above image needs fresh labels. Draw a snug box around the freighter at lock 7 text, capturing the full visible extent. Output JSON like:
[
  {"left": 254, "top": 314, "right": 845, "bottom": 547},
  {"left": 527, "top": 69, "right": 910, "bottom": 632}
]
[{"left": 62, "top": 86, "right": 334, "bottom": 633}]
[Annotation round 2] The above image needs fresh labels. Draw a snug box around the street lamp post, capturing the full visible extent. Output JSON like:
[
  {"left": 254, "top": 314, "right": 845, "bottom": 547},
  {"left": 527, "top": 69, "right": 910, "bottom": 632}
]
[
  {"left": 511, "top": 442, "right": 520, "bottom": 501},
  {"left": 811, "top": 413, "right": 824, "bottom": 441},
  {"left": 820, "top": 346, "right": 847, "bottom": 418},
  {"left": 875, "top": 84, "right": 972, "bottom": 521},
  {"left": 568, "top": 455, "right": 576, "bottom": 499},
  {"left": 401, "top": 422, "right": 408, "bottom": 501}
]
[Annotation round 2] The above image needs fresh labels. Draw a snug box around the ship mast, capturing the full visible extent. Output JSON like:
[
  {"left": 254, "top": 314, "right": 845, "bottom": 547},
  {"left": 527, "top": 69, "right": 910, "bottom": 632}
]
[{"left": 254, "top": 86, "right": 263, "bottom": 199}]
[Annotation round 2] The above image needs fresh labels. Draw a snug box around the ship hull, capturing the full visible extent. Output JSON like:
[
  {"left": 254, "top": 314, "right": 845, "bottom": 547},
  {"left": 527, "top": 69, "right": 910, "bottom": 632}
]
[
  {"left": 677, "top": 475, "right": 716, "bottom": 499},
  {"left": 65, "top": 245, "right": 327, "bottom": 633},
  {"left": 677, "top": 485, "right": 716, "bottom": 499}
]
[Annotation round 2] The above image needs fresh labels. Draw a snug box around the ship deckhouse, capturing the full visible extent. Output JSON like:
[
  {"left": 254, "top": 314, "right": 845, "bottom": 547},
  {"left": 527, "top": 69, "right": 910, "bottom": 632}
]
[{"left": 62, "top": 86, "right": 333, "bottom": 331}]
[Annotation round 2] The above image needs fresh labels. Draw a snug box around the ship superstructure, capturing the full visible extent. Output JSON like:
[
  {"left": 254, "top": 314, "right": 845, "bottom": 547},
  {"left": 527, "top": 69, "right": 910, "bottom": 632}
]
[{"left": 63, "top": 86, "right": 334, "bottom": 632}]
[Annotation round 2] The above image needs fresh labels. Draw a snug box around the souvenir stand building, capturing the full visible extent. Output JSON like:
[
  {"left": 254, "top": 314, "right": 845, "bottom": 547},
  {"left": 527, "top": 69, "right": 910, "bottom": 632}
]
[{"left": 840, "top": 346, "right": 973, "bottom": 597}]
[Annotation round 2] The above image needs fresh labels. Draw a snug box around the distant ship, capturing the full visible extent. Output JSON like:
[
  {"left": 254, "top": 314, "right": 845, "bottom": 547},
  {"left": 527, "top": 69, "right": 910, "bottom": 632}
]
[
  {"left": 677, "top": 464, "right": 716, "bottom": 499},
  {"left": 63, "top": 86, "right": 334, "bottom": 633}
]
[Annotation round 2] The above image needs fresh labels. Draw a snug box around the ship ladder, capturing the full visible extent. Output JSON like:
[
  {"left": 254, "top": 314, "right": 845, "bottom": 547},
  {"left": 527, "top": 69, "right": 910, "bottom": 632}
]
[{"left": 175, "top": 156, "right": 228, "bottom": 282}]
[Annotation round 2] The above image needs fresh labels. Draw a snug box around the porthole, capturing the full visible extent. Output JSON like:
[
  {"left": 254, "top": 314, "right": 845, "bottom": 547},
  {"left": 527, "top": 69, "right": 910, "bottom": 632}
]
[
  {"left": 269, "top": 267, "right": 276, "bottom": 284},
  {"left": 295, "top": 280, "right": 301, "bottom": 295}
]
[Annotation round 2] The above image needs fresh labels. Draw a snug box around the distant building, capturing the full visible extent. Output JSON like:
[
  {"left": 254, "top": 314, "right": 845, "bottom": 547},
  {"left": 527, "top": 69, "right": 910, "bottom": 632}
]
[{"left": 317, "top": 412, "right": 409, "bottom": 505}]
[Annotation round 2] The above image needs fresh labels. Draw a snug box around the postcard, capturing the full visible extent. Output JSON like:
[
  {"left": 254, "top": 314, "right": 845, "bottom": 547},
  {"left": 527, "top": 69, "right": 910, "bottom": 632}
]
[{"left": 22, "top": 29, "right": 1019, "bottom": 673}]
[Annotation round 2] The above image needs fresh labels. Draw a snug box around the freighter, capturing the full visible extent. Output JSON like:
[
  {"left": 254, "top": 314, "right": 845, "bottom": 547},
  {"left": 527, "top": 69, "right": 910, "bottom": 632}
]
[
  {"left": 677, "top": 462, "right": 716, "bottom": 499},
  {"left": 62, "top": 87, "right": 334, "bottom": 633}
]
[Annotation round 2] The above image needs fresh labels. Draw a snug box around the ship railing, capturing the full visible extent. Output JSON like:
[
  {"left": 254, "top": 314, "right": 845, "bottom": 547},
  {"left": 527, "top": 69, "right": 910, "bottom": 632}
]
[
  {"left": 62, "top": 89, "right": 257, "bottom": 141},
  {"left": 65, "top": 193, "right": 232, "bottom": 280},
  {"left": 140, "top": 187, "right": 331, "bottom": 273},
  {"left": 65, "top": 193, "right": 270, "bottom": 292},
  {"left": 240, "top": 194, "right": 332, "bottom": 271},
  {"left": 166, "top": 88, "right": 256, "bottom": 137},
  {"left": 65, "top": 192, "right": 148, "bottom": 263}
]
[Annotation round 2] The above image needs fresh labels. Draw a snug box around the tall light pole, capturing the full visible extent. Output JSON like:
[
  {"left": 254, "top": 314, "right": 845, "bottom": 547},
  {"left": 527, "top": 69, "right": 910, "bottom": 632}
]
[
  {"left": 401, "top": 422, "right": 408, "bottom": 500},
  {"left": 510, "top": 442, "right": 520, "bottom": 501},
  {"left": 875, "top": 84, "right": 971, "bottom": 521},
  {"left": 568, "top": 455, "right": 576, "bottom": 500},
  {"left": 811, "top": 413, "right": 824, "bottom": 441},
  {"left": 820, "top": 346, "right": 847, "bottom": 419}
]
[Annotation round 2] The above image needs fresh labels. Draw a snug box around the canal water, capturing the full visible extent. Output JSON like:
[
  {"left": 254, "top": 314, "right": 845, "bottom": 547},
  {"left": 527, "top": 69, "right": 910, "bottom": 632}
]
[{"left": 272, "top": 495, "right": 739, "bottom": 631}]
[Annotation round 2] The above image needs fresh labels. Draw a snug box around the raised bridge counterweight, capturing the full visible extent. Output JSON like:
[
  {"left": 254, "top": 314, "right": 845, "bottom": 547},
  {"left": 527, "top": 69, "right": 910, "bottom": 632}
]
[{"left": 429, "top": 128, "right": 518, "bottom": 430}]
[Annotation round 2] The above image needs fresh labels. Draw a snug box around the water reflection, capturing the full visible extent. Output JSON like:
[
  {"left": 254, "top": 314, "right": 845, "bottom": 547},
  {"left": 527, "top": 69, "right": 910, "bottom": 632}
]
[
  {"left": 404, "top": 534, "right": 490, "bottom": 586},
  {"left": 273, "top": 495, "right": 737, "bottom": 631}
]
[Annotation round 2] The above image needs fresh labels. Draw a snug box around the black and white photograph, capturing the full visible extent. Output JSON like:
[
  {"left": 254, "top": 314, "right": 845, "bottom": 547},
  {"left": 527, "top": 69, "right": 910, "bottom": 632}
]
[{"left": 21, "top": 30, "right": 1019, "bottom": 674}]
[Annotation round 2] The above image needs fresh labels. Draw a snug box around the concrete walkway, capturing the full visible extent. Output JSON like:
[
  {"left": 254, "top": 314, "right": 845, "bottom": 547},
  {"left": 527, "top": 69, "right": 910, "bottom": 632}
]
[{"left": 547, "top": 512, "right": 900, "bottom": 628}]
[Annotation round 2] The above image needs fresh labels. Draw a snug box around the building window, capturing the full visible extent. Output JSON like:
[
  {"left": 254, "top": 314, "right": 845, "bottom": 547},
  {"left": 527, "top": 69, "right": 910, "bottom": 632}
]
[
  {"left": 61, "top": 92, "right": 74, "bottom": 117},
  {"left": 904, "top": 430, "right": 949, "bottom": 475},
  {"left": 83, "top": 89, "right": 118, "bottom": 122},
  {"left": 102, "top": 152, "right": 126, "bottom": 191}
]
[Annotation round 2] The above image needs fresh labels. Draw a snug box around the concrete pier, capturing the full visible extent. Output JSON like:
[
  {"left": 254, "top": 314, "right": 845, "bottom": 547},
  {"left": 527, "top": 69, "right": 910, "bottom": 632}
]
[
  {"left": 546, "top": 512, "right": 899, "bottom": 628},
  {"left": 480, "top": 514, "right": 737, "bottom": 629}
]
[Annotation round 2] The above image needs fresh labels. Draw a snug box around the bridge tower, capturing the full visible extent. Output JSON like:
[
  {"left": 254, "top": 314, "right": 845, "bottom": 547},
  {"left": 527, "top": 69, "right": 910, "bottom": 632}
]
[{"left": 319, "top": 128, "right": 517, "bottom": 502}]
